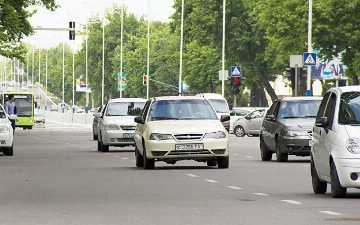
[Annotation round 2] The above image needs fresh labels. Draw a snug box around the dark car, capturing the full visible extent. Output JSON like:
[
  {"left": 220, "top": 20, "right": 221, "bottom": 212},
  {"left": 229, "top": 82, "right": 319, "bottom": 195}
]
[
  {"left": 92, "top": 105, "right": 104, "bottom": 140},
  {"left": 259, "top": 97, "right": 322, "bottom": 162}
]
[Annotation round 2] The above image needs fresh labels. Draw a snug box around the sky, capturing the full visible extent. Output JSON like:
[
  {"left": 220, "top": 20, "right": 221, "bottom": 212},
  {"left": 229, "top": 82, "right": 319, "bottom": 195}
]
[{"left": 23, "top": 0, "right": 175, "bottom": 49}]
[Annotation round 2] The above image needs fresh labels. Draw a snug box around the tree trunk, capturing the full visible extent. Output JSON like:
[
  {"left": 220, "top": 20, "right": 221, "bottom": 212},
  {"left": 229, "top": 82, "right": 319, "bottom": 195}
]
[
  {"left": 259, "top": 70, "right": 277, "bottom": 102},
  {"left": 250, "top": 83, "right": 268, "bottom": 107},
  {"left": 352, "top": 76, "right": 359, "bottom": 85}
]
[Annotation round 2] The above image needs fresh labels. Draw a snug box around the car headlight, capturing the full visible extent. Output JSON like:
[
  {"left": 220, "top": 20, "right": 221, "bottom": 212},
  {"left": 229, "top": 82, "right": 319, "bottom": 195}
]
[
  {"left": 0, "top": 126, "right": 10, "bottom": 133},
  {"left": 204, "top": 131, "right": 227, "bottom": 139},
  {"left": 285, "top": 130, "right": 309, "bottom": 137},
  {"left": 149, "top": 133, "right": 173, "bottom": 140},
  {"left": 346, "top": 138, "right": 360, "bottom": 154},
  {"left": 106, "top": 123, "right": 120, "bottom": 130}
]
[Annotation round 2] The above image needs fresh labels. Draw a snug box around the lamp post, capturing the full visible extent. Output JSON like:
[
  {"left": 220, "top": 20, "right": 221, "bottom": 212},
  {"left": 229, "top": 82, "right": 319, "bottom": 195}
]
[
  {"left": 27, "top": 53, "right": 29, "bottom": 85},
  {"left": 38, "top": 49, "right": 41, "bottom": 102},
  {"left": 306, "top": 0, "right": 312, "bottom": 96},
  {"left": 221, "top": 0, "right": 226, "bottom": 96},
  {"left": 72, "top": 43, "right": 75, "bottom": 108},
  {"left": 32, "top": 48, "right": 34, "bottom": 93},
  {"left": 45, "top": 49, "right": 48, "bottom": 111},
  {"left": 85, "top": 16, "right": 89, "bottom": 111},
  {"left": 146, "top": 0, "right": 150, "bottom": 99},
  {"left": 62, "top": 42, "right": 65, "bottom": 104},
  {"left": 179, "top": 0, "right": 184, "bottom": 95},
  {"left": 101, "top": 17, "right": 105, "bottom": 105},
  {"left": 119, "top": 4, "right": 124, "bottom": 98}
]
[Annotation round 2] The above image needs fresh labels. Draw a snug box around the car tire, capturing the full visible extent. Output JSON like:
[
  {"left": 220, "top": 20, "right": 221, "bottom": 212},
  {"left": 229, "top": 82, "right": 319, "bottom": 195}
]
[
  {"left": 143, "top": 149, "right": 155, "bottom": 170},
  {"left": 217, "top": 156, "right": 229, "bottom": 168},
  {"left": 260, "top": 137, "right": 272, "bottom": 161},
  {"left": 99, "top": 133, "right": 109, "bottom": 152},
  {"left": 3, "top": 144, "right": 13, "bottom": 156},
  {"left": 207, "top": 159, "right": 217, "bottom": 167},
  {"left": 135, "top": 147, "right": 144, "bottom": 167},
  {"left": 276, "top": 140, "right": 288, "bottom": 162},
  {"left": 311, "top": 158, "right": 327, "bottom": 194},
  {"left": 97, "top": 139, "right": 101, "bottom": 151},
  {"left": 234, "top": 126, "right": 245, "bottom": 137},
  {"left": 330, "top": 161, "right": 347, "bottom": 198}
]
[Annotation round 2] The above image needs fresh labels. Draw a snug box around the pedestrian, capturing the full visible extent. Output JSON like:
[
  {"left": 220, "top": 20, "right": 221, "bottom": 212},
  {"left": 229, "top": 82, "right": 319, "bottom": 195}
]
[{"left": 4, "top": 94, "right": 16, "bottom": 133}]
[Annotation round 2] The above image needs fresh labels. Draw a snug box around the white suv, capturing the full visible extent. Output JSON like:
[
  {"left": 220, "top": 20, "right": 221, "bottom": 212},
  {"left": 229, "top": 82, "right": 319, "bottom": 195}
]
[
  {"left": 134, "top": 96, "right": 230, "bottom": 169},
  {"left": 96, "top": 98, "right": 147, "bottom": 152},
  {"left": 312, "top": 86, "right": 360, "bottom": 198}
]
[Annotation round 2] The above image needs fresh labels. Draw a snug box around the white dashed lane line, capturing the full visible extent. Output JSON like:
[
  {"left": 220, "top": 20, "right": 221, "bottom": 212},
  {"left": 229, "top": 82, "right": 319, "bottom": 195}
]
[
  {"left": 232, "top": 153, "right": 239, "bottom": 156},
  {"left": 113, "top": 155, "right": 120, "bottom": 158},
  {"left": 252, "top": 193, "right": 269, "bottom": 196},
  {"left": 122, "top": 158, "right": 129, "bottom": 160},
  {"left": 205, "top": 179, "right": 218, "bottom": 183},
  {"left": 319, "top": 211, "right": 343, "bottom": 216},
  {"left": 227, "top": 186, "right": 242, "bottom": 190},
  {"left": 186, "top": 174, "right": 198, "bottom": 178},
  {"left": 245, "top": 156, "right": 253, "bottom": 159},
  {"left": 281, "top": 200, "right": 302, "bottom": 205}
]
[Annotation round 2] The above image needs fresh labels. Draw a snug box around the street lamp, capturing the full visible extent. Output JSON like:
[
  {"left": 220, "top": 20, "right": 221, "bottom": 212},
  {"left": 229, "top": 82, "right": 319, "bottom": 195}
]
[
  {"left": 306, "top": 0, "right": 312, "bottom": 96},
  {"left": 119, "top": 4, "right": 124, "bottom": 98},
  {"left": 38, "top": 49, "right": 41, "bottom": 101},
  {"left": 62, "top": 42, "right": 65, "bottom": 104},
  {"left": 102, "top": 17, "right": 106, "bottom": 105},
  {"left": 179, "top": 0, "right": 184, "bottom": 95},
  {"left": 146, "top": 0, "right": 150, "bottom": 99},
  {"left": 32, "top": 48, "right": 35, "bottom": 93},
  {"left": 221, "top": 0, "right": 226, "bottom": 96},
  {"left": 72, "top": 42, "right": 75, "bottom": 108}
]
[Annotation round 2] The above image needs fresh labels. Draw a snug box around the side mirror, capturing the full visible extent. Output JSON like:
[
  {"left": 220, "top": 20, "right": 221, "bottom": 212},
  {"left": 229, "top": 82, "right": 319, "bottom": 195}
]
[
  {"left": 134, "top": 116, "right": 145, "bottom": 124},
  {"left": 245, "top": 115, "right": 251, "bottom": 120},
  {"left": 93, "top": 113, "right": 100, "bottom": 118},
  {"left": 265, "top": 115, "right": 275, "bottom": 121},
  {"left": 8, "top": 114, "right": 17, "bottom": 120},
  {"left": 220, "top": 115, "right": 230, "bottom": 122},
  {"left": 315, "top": 117, "right": 328, "bottom": 128}
]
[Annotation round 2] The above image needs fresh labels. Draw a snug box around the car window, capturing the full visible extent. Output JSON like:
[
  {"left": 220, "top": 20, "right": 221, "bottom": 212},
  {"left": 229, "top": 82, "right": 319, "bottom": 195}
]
[
  {"left": 141, "top": 101, "right": 151, "bottom": 120},
  {"left": 338, "top": 91, "right": 360, "bottom": 124},
  {"left": 248, "top": 109, "right": 265, "bottom": 119},
  {"left": 316, "top": 92, "right": 331, "bottom": 119},
  {"left": 207, "top": 99, "right": 229, "bottom": 113},
  {"left": 280, "top": 100, "right": 321, "bottom": 119},
  {"left": 324, "top": 93, "right": 337, "bottom": 129},
  {"left": 148, "top": 99, "right": 218, "bottom": 121},
  {"left": 105, "top": 101, "right": 146, "bottom": 116},
  {"left": 230, "top": 108, "right": 251, "bottom": 116},
  {"left": 266, "top": 101, "right": 279, "bottom": 116}
]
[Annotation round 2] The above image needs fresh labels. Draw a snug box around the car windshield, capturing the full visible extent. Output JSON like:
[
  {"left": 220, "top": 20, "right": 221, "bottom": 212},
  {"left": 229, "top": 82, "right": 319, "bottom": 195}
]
[
  {"left": 105, "top": 101, "right": 146, "bottom": 116},
  {"left": 35, "top": 113, "right": 44, "bottom": 117},
  {"left": 280, "top": 100, "right": 321, "bottom": 119},
  {"left": 14, "top": 94, "right": 33, "bottom": 116},
  {"left": 148, "top": 99, "right": 218, "bottom": 121},
  {"left": 338, "top": 92, "right": 360, "bottom": 124},
  {"left": 208, "top": 99, "right": 229, "bottom": 113}
]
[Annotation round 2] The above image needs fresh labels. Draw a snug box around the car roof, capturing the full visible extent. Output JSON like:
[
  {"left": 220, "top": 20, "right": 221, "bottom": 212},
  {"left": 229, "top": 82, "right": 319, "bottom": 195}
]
[
  {"left": 330, "top": 86, "right": 360, "bottom": 93},
  {"left": 195, "top": 93, "right": 225, "bottom": 99},
  {"left": 153, "top": 96, "right": 206, "bottom": 101},
  {"left": 280, "top": 96, "right": 323, "bottom": 101},
  {"left": 108, "top": 98, "right": 147, "bottom": 103}
]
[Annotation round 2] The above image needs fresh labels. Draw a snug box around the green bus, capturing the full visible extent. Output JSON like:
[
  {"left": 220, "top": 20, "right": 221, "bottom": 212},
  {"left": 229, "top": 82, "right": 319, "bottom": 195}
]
[{"left": 1, "top": 92, "right": 35, "bottom": 129}]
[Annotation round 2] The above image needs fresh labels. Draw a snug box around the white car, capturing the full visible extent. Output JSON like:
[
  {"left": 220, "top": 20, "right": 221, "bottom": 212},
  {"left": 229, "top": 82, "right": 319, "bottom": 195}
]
[
  {"left": 233, "top": 108, "right": 267, "bottom": 137},
  {"left": 97, "top": 98, "right": 147, "bottom": 152},
  {"left": 312, "top": 86, "right": 360, "bottom": 198},
  {"left": 0, "top": 106, "right": 15, "bottom": 156},
  {"left": 134, "top": 96, "right": 230, "bottom": 169},
  {"left": 229, "top": 107, "right": 255, "bottom": 133}
]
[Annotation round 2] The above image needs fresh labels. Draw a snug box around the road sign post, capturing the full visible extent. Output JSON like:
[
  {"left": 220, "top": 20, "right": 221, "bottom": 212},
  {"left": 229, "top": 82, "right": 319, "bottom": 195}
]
[{"left": 303, "top": 52, "right": 317, "bottom": 96}]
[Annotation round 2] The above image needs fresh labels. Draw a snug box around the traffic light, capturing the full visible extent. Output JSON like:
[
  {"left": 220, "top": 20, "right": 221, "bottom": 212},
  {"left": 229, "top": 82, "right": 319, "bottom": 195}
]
[
  {"left": 285, "top": 68, "right": 296, "bottom": 90},
  {"left": 300, "top": 67, "right": 308, "bottom": 80},
  {"left": 69, "top": 21, "right": 75, "bottom": 40},
  {"left": 143, "top": 75, "right": 147, "bottom": 85},
  {"left": 232, "top": 77, "right": 241, "bottom": 95}
]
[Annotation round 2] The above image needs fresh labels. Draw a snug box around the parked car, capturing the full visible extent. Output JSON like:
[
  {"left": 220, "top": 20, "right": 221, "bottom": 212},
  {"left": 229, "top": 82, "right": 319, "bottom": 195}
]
[
  {"left": 0, "top": 105, "right": 15, "bottom": 156},
  {"left": 96, "top": 98, "right": 147, "bottom": 151},
  {"left": 259, "top": 97, "right": 322, "bottom": 162},
  {"left": 233, "top": 108, "right": 267, "bottom": 137},
  {"left": 311, "top": 86, "right": 360, "bottom": 198},
  {"left": 34, "top": 113, "right": 45, "bottom": 123},
  {"left": 92, "top": 105, "right": 104, "bottom": 140},
  {"left": 134, "top": 96, "right": 230, "bottom": 169}
]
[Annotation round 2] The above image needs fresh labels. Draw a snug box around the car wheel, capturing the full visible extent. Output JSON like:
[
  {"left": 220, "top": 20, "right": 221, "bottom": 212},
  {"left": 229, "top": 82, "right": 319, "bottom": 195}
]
[
  {"left": 97, "top": 139, "right": 101, "bottom": 151},
  {"left": 260, "top": 137, "right": 272, "bottom": 161},
  {"left": 93, "top": 134, "right": 98, "bottom": 140},
  {"left": 143, "top": 149, "right": 155, "bottom": 170},
  {"left": 311, "top": 158, "right": 327, "bottom": 194},
  {"left": 135, "top": 147, "right": 144, "bottom": 167},
  {"left": 330, "top": 161, "right": 347, "bottom": 198},
  {"left": 207, "top": 159, "right": 217, "bottom": 167},
  {"left": 234, "top": 126, "right": 245, "bottom": 137},
  {"left": 99, "top": 132, "right": 109, "bottom": 152},
  {"left": 3, "top": 144, "right": 13, "bottom": 156},
  {"left": 217, "top": 156, "right": 229, "bottom": 168},
  {"left": 276, "top": 140, "right": 288, "bottom": 162}
]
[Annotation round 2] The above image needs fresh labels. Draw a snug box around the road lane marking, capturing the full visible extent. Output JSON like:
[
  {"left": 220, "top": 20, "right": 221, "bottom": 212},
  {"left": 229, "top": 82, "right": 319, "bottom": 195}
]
[
  {"left": 113, "top": 155, "right": 120, "bottom": 158},
  {"left": 105, "top": 153, "right": 111, "bottom": 155},
  {"left": 122, "top": 158, "right": 129, "bottom": 159},
  {"left": 252, "top": 193, "right": 269, "bottom": 196},
  {"left": 245, "top": 156, "right": 253, "bottom": 158},
  {"left": 319, "top": 211, "right": 343, "bottom": 216},
  {"left": 49, "top": 141, "right": 53, "bottom": 143},
  {"left": 205, "top": 179, "right": 218, "bottom": 183},
  {"left": 281, "top": 200, "right": 302, "bottom": 205},
  {"left": 227, "top": 186, "right": 242, "bottom": 190},
  {"left": 186, "top": 174, "right": 198, "bottom": 178},
  {"left": 65, "top": 143, "right": 70, "bottom": 145},
  {"left": 232, "top": 153, "right": 239, "bottom": 156}
]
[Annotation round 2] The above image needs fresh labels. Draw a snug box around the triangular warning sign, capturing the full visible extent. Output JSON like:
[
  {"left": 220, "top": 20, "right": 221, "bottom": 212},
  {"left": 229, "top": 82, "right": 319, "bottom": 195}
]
[
  {"left": 305, "top": 54, "right": 315, "bottom": 64},
  {"left": 232, "top": 67, "right": 240, "bottom": 75}
]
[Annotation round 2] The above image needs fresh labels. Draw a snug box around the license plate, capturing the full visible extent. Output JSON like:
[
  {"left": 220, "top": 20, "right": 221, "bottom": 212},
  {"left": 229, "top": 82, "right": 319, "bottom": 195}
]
[
  {"left": 123, "top": 133, "right": 134, "bottom": 138},
  {"left": 175, "top": 144, "right": 204, "bottom": 151}
]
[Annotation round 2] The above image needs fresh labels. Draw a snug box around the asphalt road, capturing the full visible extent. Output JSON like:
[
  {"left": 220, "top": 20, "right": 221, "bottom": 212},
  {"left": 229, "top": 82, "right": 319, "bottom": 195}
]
[{"left": 1, "top": 122, "right": 360, "bottom": 225}]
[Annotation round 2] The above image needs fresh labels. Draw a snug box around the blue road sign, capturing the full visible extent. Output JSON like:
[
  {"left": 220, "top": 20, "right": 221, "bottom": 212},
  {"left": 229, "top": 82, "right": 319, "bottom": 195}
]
[
  {"left": 303, "top": 52, "right": 317, "bottom": 66},
  {"left": 231, "top": 66, "right": 242, "bottom": 77}
]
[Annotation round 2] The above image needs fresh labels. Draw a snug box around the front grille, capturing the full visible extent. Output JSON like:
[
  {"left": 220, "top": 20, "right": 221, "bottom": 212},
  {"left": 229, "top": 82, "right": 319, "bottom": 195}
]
[
  {"left": 173, "top": 134, "right": 203, "bottom": 141},
  {"left": 120, "top": 126, "right": 135, "bottom": 131}
]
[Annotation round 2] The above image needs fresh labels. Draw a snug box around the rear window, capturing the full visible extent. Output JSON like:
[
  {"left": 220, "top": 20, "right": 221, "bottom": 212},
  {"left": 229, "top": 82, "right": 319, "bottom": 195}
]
[
  {"left": 105, "top": 101, "right": 146, "bottom": 116},
  {"left": 208, "top": 99, "right": 229, "bottom": 113}
]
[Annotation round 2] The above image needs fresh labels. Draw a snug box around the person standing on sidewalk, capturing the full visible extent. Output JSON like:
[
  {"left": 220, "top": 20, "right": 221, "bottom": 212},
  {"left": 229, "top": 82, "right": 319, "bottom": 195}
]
[{"left": 4, "top": 94, "right": 16, "bottom": 133}]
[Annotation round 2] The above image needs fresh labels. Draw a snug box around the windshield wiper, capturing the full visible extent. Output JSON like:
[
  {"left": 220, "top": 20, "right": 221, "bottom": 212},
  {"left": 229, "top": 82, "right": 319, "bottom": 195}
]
[
  {"left": 151, "top": 117, "right": 179, "bottom": 121},
  {"left": 281, "top": 116, "right": 299, "bottom": 119},
  {"left": 339, "top": 120, "right": 360, "bottom": 124},
  {"left": 305, "top": 116, "right": 316, "bottom": 118}
]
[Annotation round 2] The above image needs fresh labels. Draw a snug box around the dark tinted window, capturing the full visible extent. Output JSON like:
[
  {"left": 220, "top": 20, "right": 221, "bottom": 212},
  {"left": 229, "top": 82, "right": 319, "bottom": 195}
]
[
  {"left": 316, "top": 92, "right": 331, "bottom": 119},
  {"left": 324, "top": 93, "right": 337, "bottom": 129},
  {"left": 338, "top": 91, "right": 360, "bottom": 124},
  {"left": 105, "top": 101, "right": 146, "bottom": 116},
  {"left": 266, "top": 101, "right": 279, "bottom": 116}
]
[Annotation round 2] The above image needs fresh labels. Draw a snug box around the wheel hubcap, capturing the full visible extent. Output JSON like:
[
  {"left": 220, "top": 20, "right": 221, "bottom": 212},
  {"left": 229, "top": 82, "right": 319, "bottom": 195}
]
[{"left": 236, "top": 127, "right": 244, "bottom": 136}]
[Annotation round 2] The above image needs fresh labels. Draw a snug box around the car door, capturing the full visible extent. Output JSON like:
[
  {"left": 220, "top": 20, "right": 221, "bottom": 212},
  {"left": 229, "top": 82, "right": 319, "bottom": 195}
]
[
  {"left": 262, "top": 101, "right": 280, "bottom": 150},
  {"left": 134, "top": 100, "right": 151, "bottom": 153},
  {"left": 97, "top": 103, "right": 108, "bottom": 138},
  {"left": 245, "top": 109, "right": 264, "bottom": 134}
]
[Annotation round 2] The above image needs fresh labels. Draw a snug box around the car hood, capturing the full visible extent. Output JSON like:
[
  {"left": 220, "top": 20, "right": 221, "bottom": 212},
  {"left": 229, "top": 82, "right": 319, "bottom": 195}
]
[
  {"left": 105, "top": 116, "right": 137, "bottom": 126},
  {"left": 147, "top": 120, "right": 224, "bottom": 134},
  {"left": 280, "top": 118, "right": 315, "bottom": 130},
  {"left": 0, "top": 118, "right": 10, "bottom": 125},
  {"left": 344, "top": 125, "right": 360, "bottom": 138}
]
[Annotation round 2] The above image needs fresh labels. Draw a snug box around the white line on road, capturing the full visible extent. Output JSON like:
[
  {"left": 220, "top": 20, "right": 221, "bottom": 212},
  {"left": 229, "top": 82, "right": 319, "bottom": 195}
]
[
  {"left": 227, "top": 186, "right": 242, "bottom": 190},
  {"left": 105, "top": 153, "right": 111, "bottom": 155},
  {"left": 319, "top": 211, "right": 343, "bottom": 216},
  {"left": 113, "top": 155, "right": 120, "bottom": 158},
  {"left": 65, "top": 143, "right": 70, "bottom": 145},
  {"left": 205, "top": 179, "right": 218, "bottom": 183},
  {"left": 253, "top": 193, "right": 269, "bottom": 196},
  {"left": 281, "top": 200, "right": 302, "bottom": 205},
  {"left": 186, "top": 174, "right": 198, "bottom": 178},
  {"left": 122, "top": 158, "right": 129, "bottom": 160},
  {"left": 49, "top": 141, "right": 53, "bottom": 143},
  {"left": 232, "top": 153, "right": 239, "bottom": 156},
  {"left": 245, "top": 156, "right": 253, "bottom": 158}
]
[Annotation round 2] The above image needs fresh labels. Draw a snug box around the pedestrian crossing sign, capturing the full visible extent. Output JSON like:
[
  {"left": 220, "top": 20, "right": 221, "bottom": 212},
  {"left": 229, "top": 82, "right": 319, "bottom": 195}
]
[
  {"left": 231, "top": 66, "right": 242, "bottom": 77},
  {"left": 303, "top": 52, "right": 317, "bottom": 66}
]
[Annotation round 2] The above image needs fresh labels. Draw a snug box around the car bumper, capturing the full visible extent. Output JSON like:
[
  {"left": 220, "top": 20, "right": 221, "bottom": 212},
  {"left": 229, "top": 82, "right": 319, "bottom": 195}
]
[
  {"left": 279, "top": 135, "right": 311, "bottom": 156},
  {"left": 102, "top": 130, "right": 135, "bottom": 146},
  {"left": 144, "top": 138, "right": 229, "bottom": 160},
  {"left": 0, "top": 132, "right": 13, "bottom": 148},
  {"left": 334, "top": 158, "right": 360, "bottom": 188}
]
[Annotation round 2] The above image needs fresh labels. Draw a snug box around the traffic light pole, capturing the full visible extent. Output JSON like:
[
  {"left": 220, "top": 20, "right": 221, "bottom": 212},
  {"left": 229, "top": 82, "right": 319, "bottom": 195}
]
[
  {"left": 295, "top": 64, "right": 298, "bottom": 97},
  {"left": 233, "top": 95, "right": 236, "bottom": 108}
]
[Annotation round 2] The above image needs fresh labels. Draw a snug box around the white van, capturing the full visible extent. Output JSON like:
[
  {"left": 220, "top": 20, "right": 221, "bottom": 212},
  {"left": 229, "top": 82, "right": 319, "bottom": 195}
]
[{"left": 196, "top": 93, "right": 230, "bottom": 132}]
